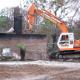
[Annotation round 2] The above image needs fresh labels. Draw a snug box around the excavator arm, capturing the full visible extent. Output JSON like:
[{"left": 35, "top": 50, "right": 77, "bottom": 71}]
[{"left": 27, "top": 3, "right": 68, "bottom": 33}]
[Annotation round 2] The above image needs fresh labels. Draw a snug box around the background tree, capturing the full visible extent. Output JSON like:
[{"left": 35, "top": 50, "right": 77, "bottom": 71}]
[{"left": 0, "top": 7, "right": 14, "bottom": 32}]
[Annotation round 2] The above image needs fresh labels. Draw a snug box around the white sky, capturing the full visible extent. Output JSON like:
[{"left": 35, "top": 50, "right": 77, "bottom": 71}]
[{"left": 0, "top": 0, "right": 21, "bottom": 10}]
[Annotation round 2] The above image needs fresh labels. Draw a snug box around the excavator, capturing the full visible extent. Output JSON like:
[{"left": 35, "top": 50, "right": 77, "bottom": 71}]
[{"left": 27, "top": 2, "right": 80, "bottom": 58}]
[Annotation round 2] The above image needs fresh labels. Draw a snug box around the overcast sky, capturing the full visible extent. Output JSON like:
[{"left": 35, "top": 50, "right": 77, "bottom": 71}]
[{"left": 0, "top": 0, "right": 22, "bottom": 10}]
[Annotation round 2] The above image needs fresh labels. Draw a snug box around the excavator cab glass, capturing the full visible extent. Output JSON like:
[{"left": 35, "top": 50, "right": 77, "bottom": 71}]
[
  {"left": 60, "top": 35, "right": 69, "bottom": 45},
  {"left": 57, "top": 33, "right": 74, "bottom": 49}
]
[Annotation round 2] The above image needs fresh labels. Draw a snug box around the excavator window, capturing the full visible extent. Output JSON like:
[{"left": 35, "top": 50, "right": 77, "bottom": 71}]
[
  {"left": 61, "top": 35, "right": 69, "bottom": 41},
  {"left": 59, "top": 35, "right": 69, "bottom": 46}
]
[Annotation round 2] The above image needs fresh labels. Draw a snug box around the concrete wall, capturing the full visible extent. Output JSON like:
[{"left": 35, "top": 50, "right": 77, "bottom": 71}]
[{"left": 0, "top": 34, "right": 49, "bottom": 60}]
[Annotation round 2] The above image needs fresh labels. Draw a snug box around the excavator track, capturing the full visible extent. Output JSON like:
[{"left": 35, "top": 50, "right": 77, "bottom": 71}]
[{"left": 57, "top": 50, "right": 80, "bottom": 62}]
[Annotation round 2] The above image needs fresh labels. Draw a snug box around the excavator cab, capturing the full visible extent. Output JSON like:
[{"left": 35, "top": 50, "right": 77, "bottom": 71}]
[{"left": 57, "top": 33, "right": 74, "bottom": 49}]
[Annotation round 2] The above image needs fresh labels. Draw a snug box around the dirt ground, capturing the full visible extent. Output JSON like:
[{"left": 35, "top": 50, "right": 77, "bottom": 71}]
[{"left": 0, "top": 61, "right": 80, "bottom": 80}]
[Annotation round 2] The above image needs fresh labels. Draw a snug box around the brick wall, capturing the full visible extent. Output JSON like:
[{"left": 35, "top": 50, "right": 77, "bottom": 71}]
[{"left": 0, "top": 34, "right": 49, "bottom": 60}]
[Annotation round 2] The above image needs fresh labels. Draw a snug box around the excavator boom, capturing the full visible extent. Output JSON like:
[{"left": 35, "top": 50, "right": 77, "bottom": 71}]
[{"left": 27, "top": 3, "right": 68, "bottom": 33}]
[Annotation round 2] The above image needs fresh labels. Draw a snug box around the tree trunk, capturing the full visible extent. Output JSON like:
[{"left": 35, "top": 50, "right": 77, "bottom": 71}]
[{"left": 20, "top": 49, "right": 25, "bottom": 61}]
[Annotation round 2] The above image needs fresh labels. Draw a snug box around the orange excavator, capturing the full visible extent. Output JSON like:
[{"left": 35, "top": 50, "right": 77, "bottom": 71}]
[{"left": 27, "top": 2, "right": 80, "bottom": 57}]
